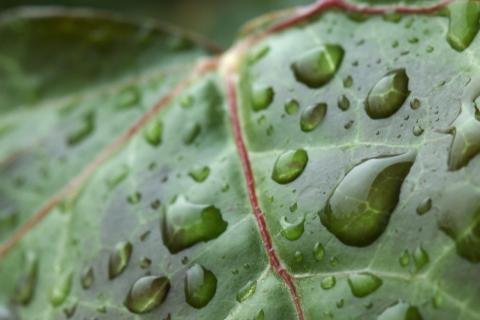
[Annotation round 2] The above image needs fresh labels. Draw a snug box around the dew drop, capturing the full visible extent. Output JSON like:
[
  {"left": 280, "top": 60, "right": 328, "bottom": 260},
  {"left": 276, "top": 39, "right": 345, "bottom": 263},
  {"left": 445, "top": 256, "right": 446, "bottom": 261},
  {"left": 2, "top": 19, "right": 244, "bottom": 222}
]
[
  {"left": 446, "top": 0, "right": 480, "bottom": 52},
  {"left": 188, "top": 166, "right": 210, "bottom": 183},
  {"left": 294, "top": 251, "right": 304, "bottom": 263},
  {"left": 251, "top": 83, "right": 274, "bottom": 111},
  {"left": 108, "top": 241, "right": 133, "bottom": 279},
  {"left": 143, "top": 119, "right": 163, "bottom": 146},
  {"left": 271, "top": 149, "right": 308, "bottom": 184},
  {"left": 399, "top": 250, "right": 410, "bottom": 267},
  {"left": 416, "top": 198, "right": 432, "bottom": 215},
  {"left": 413, "top": 245, "right": 429, "bottom": 271},
  {"left": 237, "top": 280, "right": 257, "bottom": 303},
  {"left": 343, "top": 75, "right": 353, "bottom": 88},
  {"left": 285, "top": 99, "right": 299, "bottom": 115},
  {"left": 300, "top": 103, "right": 327, "bottom": 132},
  {"left": 347, "top": 272, "right": 383, "bottom": 297},
  {"left": 365, "top": 69, "right": 410, "bottom": 119},
  {"left": 117, "top": 86, "right": 141, "bottom": 109},
  {"left": 320, "top": 276, "right": 336, "bottom": 290},
  {"left": 185, "top": 264, "right": 217, "bottom": 309},
  {"left": 313, "top": 242, "right": 325, "bottom": 261},
  {"left": 139, "top": 257, "right": 152, "bottom": 269},
  {"left": 183, "top": 123, "right": 201, "bottom": 145},
  {"left": 412, "top": 125, "right": 424, "bottom": 137},
  {"left": 338, "top": 95, "right": 351, "bottom": 111},
  {"left": 127, "top": 192, "right": 142, "bottom": 205},
  {"left": 80, "top": 266, "right": 94, "bottom": 290},
  {"left": 377, "top": 301, "right": 423, "bottom": 320},
  {"left": 124, "top": 275, "right": 170, "bottom": 314},
  {"left": 50, "top": 271, "right": 73, "bottom": 307},
  {"left": 14, "top": 251, "right": 38, "bottom": 305},
  {"left": 106, "top": 165, "right": 129, "bottom": 189},
  {"left": 255, "top": 309, "right": 265, "bottom": 320},
  {"left": 280, "top": 215, "right": 305, "bottom": 241},
  {"left": 248, "top": 45, "right": 270, "bottom": 65},
  {"left": 320, "top": 152, "right": 416, "bottom": 246},
  {"left": 181, "top": 95, "right": 194, "bottom": 109},
  {"left": 66, "top": 111, "right": 95, "bottom": 146},
  {"left": 161, "top": 196, "right": 227, "bottom": 253},
  {"left": 291, "top": 44, "right": 344, "bottom": 88}
]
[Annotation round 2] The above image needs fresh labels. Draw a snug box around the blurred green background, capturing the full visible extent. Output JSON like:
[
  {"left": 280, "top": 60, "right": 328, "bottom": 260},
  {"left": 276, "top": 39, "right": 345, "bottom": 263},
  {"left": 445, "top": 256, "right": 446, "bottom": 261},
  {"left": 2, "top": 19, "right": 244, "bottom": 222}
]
[{"left": 0, "top": 0, "right": 312, "bottom": 47}]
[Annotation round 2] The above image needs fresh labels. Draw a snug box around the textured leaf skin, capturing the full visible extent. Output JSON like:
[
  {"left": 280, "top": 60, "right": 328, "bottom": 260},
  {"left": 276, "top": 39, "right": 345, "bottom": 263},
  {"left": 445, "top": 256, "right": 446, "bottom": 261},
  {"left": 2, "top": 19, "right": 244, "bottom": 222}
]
[{"left": 1, "top": 1, "right": 480, "bottom": 320}]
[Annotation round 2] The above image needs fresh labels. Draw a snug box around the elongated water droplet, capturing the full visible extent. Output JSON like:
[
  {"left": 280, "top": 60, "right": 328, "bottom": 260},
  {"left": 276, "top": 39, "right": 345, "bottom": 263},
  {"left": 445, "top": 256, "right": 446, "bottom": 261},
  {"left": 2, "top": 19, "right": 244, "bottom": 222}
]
[
  {"left": 291, "top": 44, "right": 344, "bottom": 88},
  {"left": 321, "top": 276, "right": 336, "bottom": 290},
  {"left": 251, "top": 83, "right": 274, "bottom": 111},
  {"left": 347, "top": 272, "right": 383, "bottom": 297},
  {"left": 237, "top": 280, "right": 257, "bottom": 302},
  {"left": 338, "top": 95, "right": 350, "bottom": 111},
  {"left": 378, "top": 301, "right": 423, "bottom": 320},
  {"left": 161, "top": 196, "right": 227, "bottom": 253},
  {"left": 248, "top": 45, "right": 270, "bottom": 65},
  {"left": 285, "top": 99, "right": 299, "bottom": 115},
  {"left": 343, "top": 75, "right": 353, "bottom": 88},
  {"left": 399, "top": 250, "right": 410, "bottom": 267},
  {"left": 81, "top": 266, "right": 94, "bottom": 289},
  {"left": 280, "top": 215, "right": 305, "bottom": 241},
  {"left": 106, "top": 165, "right": 129, "bottom": 189},
  {"left": 143, "top": 120, "right": 163, "bottom": 146},
  {"left": 416, "top": 198, "right": 432, "bottom": 215},
  {"left": 320, "top": 152, "right": 416, "bottom": 246},
  {"left": 188, "top": 166, "right": 210, "bottom": 183},
  {"left": 14, "top": 251, "right": 38, "bottom": 305},
  {"left": 124, "top": 275, "right": 170, "bottom": 314},
  {"left": 66, "top": 111, "right": 95, "bottom": 146},
  {"left": 365, "top": 69, "right": 410, "bottom": 119},
  {"left": 117, "top": 86, "right": 141, "bottom": 109},
  {"left": 313, "top": 242, "right": 325, "bottom": 261},
  {"left": 183, "top": 123, "right": 201, "bottom": 145},
  {"left": 255, "top": 309, "right": 265, "bottom": 320},
  {"left": 108, "top": 241, "right": 133, "bottom": 279},
  {"left": 300, "top": 103, "right": 327, "bottom": 132},
  {"left": 50, "top": 271, "right": 72, "bottom": 307},
  {"left": 271, "top": 149, "right": 308, "bottom": 184},
  {"left": 185, "top": 264, "right": 217, "bottom": 308},
  {"left": 446, "top": 0, "right": 480, "bottom": 51},
  {"left": 413, "top": 246, "right": 429, "bottom": 271}
]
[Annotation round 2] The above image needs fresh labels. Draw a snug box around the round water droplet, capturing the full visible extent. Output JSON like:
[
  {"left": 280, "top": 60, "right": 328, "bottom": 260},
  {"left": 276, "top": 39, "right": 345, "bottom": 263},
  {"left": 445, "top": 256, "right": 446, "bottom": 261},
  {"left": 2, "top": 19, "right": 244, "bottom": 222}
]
[
  {"left": 399, "top": 250, "right": 410, "bottom": 267},
  {"left": 365, "top": 69, "right": 410, "bottom": 119},
  {"left": 446, "top": 0, "right": 480, "bottom": 51},
  {"left": 81, "top": 266, "right": 94, "bottom": 289},
  {"left": 185, "top": 264, "right": 217, "bottom": 309},
  {"left": 124, "top": 275, "right": 170, "bottom": 314},
  {"left": 320, "top": 152, "right": 416, "bottom": 246},
  {"left": 251, "top": 84, "right": 274, "bottom": 111},
  {"left": 377, "top": 301, "right": 423, "bottom": 320},
  {"left": 271, "top": 149, "right": 308, "bottom": 184},
  {"left": 291, "top": 44, "right": 344, "bottom": 88},
  {"left": 188, "top": 166, "right": 210, "bottom": 183},
  {"left": 127, "top": 192, "right": 142, "bottom": 205},
  {"left": 294, "top": 251, "right": 304, "bottom": 263},
  {"left": 313, "top": 242, "right": 325, "bottom": 261},
  {"left": 108, "top": 241, "right": 133, "bottom": 279},
  {"left": 285, "top": 99, "right": 299, "bottom": 115},
  {"left": 413, "top": 246, "right": 429, "bottom": 271},
  {"left": 66, "top": 111, "right": 95, "bottom": 146},
  {"left": 117, "top": 86, "right": 141, "bottom": 109},
  {"left": 14, "top": 251, "right": 38, "bottom": 305},
  {"left": 63, "top": 302, "right": 77, "bottom": 319},
  {"left": 300, "top": 103, "right": 327, "bottom": 132},
  {"left": 412, "top": 125, "right": 424, "bottom": 137},
  {"left": 143, "top": 120, "right": 163, "bottom": 146},
  {"left": 338, "top": 95, "right": 351, "bottom": 111},
  {"left": 416, "top": 198, "right": 432, "bottom": 215},
  {"left": 280, "top": 215, "right": 305, "bottom": 241},
  {"left": 161, "top": 196, "right": 227, "bottom": 253},
  {"left": 343, "top": 75, "right": 353, "bottom": 88},
  {"left": 139, "top": 257, "right": 152, "bottom": 269},
  {"left": 347, "top": 272, "right": 383, "bottom": 298},
  {"left": 237, "top": 280, "right": 257, "bottom": 303},
  {"left": 50, "top": 271, "right": 73, "bottom": 307},
  {"left": 410, "top": 98, "right": 421, "bottom": 110},
  {"left": 181, "top": 95, "right": 194, "bottom": 108},
  {"left": 321, "top": 276, "right": 336, "bottom": 290}
]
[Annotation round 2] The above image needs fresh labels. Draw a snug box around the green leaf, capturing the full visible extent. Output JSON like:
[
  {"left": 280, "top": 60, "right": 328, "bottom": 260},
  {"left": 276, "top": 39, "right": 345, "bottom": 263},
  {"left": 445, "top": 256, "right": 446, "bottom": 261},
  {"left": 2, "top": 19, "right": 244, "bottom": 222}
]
[{"left": 2, "top": 1, "right": 480, "bottom": 320}]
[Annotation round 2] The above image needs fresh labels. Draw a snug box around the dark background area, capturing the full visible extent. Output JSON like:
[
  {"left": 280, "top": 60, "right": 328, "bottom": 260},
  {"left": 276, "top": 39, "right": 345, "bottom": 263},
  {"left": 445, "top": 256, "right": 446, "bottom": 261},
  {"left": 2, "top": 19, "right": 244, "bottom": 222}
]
[{"left": 0, "top": 0, "right": 312, "bottom": 47}]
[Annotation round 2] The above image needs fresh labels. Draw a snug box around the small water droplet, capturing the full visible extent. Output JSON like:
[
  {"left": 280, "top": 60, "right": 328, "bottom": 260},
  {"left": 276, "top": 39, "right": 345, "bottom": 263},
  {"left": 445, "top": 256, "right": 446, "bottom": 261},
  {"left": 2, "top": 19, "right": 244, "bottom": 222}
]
[
  {"left": 188, "top": 166, "right": 210, "bottom": 183},
  {"left": 139, "top": 257, "right": 152, "bottom": 269},
  {"left": 248, "top": 45, "right": 270, "bottom": 65},
  {"left": 343, "top": 75, "right": 353, "bottom": 88},
  {"left": 377, "top": 301, "right": 423, "bottom": 320},
  {"left": 365, "top": 69, "right": 410, "bottom": 119},
  {"left": 14, "top": 251, "right": 38, "bottom": 305},
  {"left": 237, "top": 280, "right": 257, "bottom": 303},
  {"left": 106, "top": 165, "right": 129, "bottom": 189},
  {"left": 410, "top": 98, "right": 421, "bottom": 110},
  {"left": 416, "top": 198, "right": 432, "bottom": 215},
  {"left": 383, "top": 12, "right": 402, "bottom": 23},
  {"left": 50, "top": 271, "right": 73, "bottom": 307},
  {"left": 63, "top": 302, "right": 77, "bottom": 319},
  {"left": 280, "top": 215, "right": 305, "bottom": 241},
  {"left": 108, "top": 241, "right": 133, "bottom": 279},
  {"left": 161, "top": 196, "right": 227, "bottom": 253},
  {"left": 294, "top": 251, "right": 304, "bottom": 263},
  {"left": 183, "top": 123, "right": 201, "bottom": 145},
  {"left": 285, "top": 99, "right": 299, "bottom": 115},
  {"left": 117, "top": 86, "right": 141, "bottom": 109},
  {"left": 289, "top": 202, "right": 298, "bottom": 213},
  {"left": 255, "top": 309, "right": 265, "bottom": 320},
  {"left": 181, "top": 95, "right": 194, "bottom": 108},
  {"left": 320, "top": 152, "right": 416, "bottom": 246},
  {"left": 124, "top": 275, "right": 170, "bottom": 314},
  {"left": 336, "top": 299, "right": 344, "bottom": 308},
  {"left": 412, "top": 125, "right": 424, "bottom": 136},
  {"left": 300, "top": 103, "right": 327, "bottom": 132},
  {"left": 271, "top": 149, "right": 308, "bottom": 184},
  {"left": 143, "top": 119, "right": 163, "bottom": 146},
  {"left": 81, "top": 266, "right": 94, "bottom": 289},
  {"left": 127, "top": 192, "right": 142, "bottom": 205},
  {"left": 413, "top": 245, "right": 429, "bottom": 271},
  {"left": 338, "top": 95, "right": 350, "bottom": 111},
  {"left": 446, "top": 0, "right": 480, "bottom": 51},
  {"left": 291, "top": 44, "right": 344, "bottom": 88},
  {"left": 320, "top": 276, "right": 336, "bottom": 290},
  {"left": 251, "top": 84, "right": 274, "bottom": 111},
  {"left": 313, "top": 242, "right": 325, "bottom": 261},
  {"left": 66, "top": 111, "right": 95, "bottom": 146},
  {"left": 347, "top": 272, "right": 383, "bottom": 297},
  {"left": 399, "top": 250, "right": 410, "bottom": 267},
  {"left": 185, "top": 264, "right": 217, "bottom": 309}
]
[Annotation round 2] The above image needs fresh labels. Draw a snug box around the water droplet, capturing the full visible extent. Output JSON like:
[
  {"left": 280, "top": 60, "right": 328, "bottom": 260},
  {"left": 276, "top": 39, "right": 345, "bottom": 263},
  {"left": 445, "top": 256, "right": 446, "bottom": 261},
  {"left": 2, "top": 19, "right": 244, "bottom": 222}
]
[
  {"left": 181, "top": 95, "right": 194, "bottom": 108},
  {"left": 183, "top": 123, "right": 201, "bottom": 145},
  {"left": 378, "top": 301, "right": 423, "bottom": 320},
  {"left": 410, "top": 98, "right": 421, "bottom": 110},
  {"left": 50, "top": 271, "right": 72, "bottom": 307},
  {"left": 117, "top": 86, "right": 141, "bottom": 109},
  {"left": 399, "top": 250, "right": 410, "bottom": 267},
  {"left": 412, "top": 125, "right": 424, "bottom": 137},
  {"left": 280, "top": 215, "right": 305, "bottom": 241},
  {"left": 343, "top": 75, "right": 353, "bottom": 88},
  {"left": 383, "top": 12, "right": 402, "bottom": 23},
  {"left": 14, "top": 251, "right": 38, "bottom": 305},
  {"left": 237, "top": 280, "right": 256, "bottom": 302},
  {"left": 188, "top": 166, "right": 210, "bottom": 183},
  {"left": 338, "top": 95, "right": 350, "bottom": 111},
  {"left": 294, "top": 251, "right": 304, "bottom": 263},
  {"left": 127, "top": 192, "right": 142, "bottom": 205},
  {"left": 251, "top": 84, "right": 274, "bottom": 111},
  {"left": 365, "top": 69, "right": 410, "bottom": 119},
  {"left": 255, "top": 309, "right": 265, "bottom": 320},
  {"left": 300, "top": 103, "right": 327, "bottom": 132},
  {"left": 291, "top": 44, "right": 344, "bottom": 88},
  {"left": 320, "top": 276, "right": 336, "bottom": 290},
  {"left": 313, "top": 242, "right": 325, "bottom": 261},
  {"left": 271, "top": 149, "right": 308, "bottom": 184},
  {"left": 413, "top": 245, "right": 429, "bottom": 271},
  {"left": 161, "top": 196, "right": 227, "bottom": 253},
  {"left": 139, "top": 257, "right": 152, "bottom": 269},
  {"left": 289, "top": 202, "right": 298, "bottom": 213},
  {"left": 124, "top": 275, "right": 170, "bottom": 314},
  {"left": 106, "top": 165, "right": 129, "bottom": 189},
  {"left": 66, "top": 111, "right": 95, "bottom": 146},
  {"left": 416, "top": 198, "right": 432, "bottom": 215},
  {"left": 81, "top": 266, "right": 94, "bottom": 289},
  {"left": 144, "top": 120, "right": 163, "bottom": 146},
  {"left": 285, "top": 99, "right": 299, "bottom": 115},
  {"left": 248, "top": 45, "right": 270, "bottom": 65},
  {"left": 320, "top": 152, "right": 416, "bottom": 246},
  {"left": 63, "top": 302, "right": 77, "bottom": 319},
  {"left": 446, "top": 0, "right": 480, "bottom": 51},
  {"left": 347, "top": 272, "right": 383, "bottom": 297},
  {"left": 185, "top": 264, "right": 217, "bottom": 309},
  {"left": 108, "top": 241, "right": 133, "bottom": 279},
  {"left": 432, "top": 287, "right": 443, "bottom": 309}
]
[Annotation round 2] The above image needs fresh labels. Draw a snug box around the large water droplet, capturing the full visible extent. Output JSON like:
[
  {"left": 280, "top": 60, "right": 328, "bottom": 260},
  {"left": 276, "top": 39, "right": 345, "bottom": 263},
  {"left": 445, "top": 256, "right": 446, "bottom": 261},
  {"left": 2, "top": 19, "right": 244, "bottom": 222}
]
[
  {"left": 237, "top": 280, "right": 257, "bottom": 302},
  {"left": 280, "top": 215, "right": 305, "bottom": 241},
  {"left": 161, "top": 196, "right": 227, "bottom": 253},
  {"left": 446, "top": 0, "right": 480, "bottom": 51},
  {"left": 365, "top": 69, "right": 410, "bottom": 119},
  {"left": 416, "top": 198, "right": 432, "bottom": 215},
  {"left": 347, "top": 272, "right": 383, "bottom": 297},
  {"left": 124, "top": 275, "right": 170, "bottom": 314},
  {"left": 300, "top": 103, "right": 327, "bottom": 132},
  {"left": 66, "top": 111, "right": 95, "bottom": 146},
  {"left": 320, "top": 152, "right": 416, "bottom": 246},
  {"left": 14, "top": 251, "right": 38, "bottom": 305},
  {"left": 185, "top": 264, "right": 217, "bottom": 308},
  {"left": 50, "top": 271, "right": 72, "bottom": 307},
  {"left": 251, "top": 83, "right": 274, "bottom": 111},
  {"left": 81, "top": 266, "right": 94, "bottom": 289},
  {"left": 320, "top": 276, "right": 336, "bottom": 290},
  {"left": 291, "top": 44, "right": 344, "bottom": 88},
  {"left": 108, "top": 241, "right": 133, "bottom": 279},
  {"left": 143, "top": 119, "right": 163, "bottom": 146},
  {"left": 271, "top": 149, "right": 308, "bottom": 184},
  {"left": 377, "top": 301, "right": 423, "bottom": 320}
]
